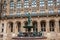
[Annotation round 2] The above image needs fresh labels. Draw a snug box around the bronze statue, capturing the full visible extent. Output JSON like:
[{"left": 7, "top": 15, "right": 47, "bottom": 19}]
[{"left": 27, "top": 13, "right": 31, "bottom": 26}]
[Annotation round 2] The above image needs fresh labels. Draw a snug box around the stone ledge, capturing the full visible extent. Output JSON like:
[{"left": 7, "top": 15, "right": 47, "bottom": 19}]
[{"left": 12, "top": 37, "right": 47, "bottom": 40}]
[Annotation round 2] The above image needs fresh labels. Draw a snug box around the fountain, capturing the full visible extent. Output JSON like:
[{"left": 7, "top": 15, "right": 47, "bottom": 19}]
[
  {"left": 23, "top": 13, "right": 33, "bottom": 37},
  {"left": 12, "top": 13, "right": 47, "bottom": 40}
]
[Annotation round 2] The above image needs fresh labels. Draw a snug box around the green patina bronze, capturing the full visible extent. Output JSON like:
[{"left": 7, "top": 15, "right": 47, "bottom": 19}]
[
  {"left": 24, "top": 13, "right": 33, "bottom": 28},
  {"left": 27, "top": 13, "right": 31, "bottom": 26},
  {"left": 18, "top": 13, "right": 43, "bottom": 37},
  {"left": 23, "top": 13, "right": 33, "bottom": 37}
]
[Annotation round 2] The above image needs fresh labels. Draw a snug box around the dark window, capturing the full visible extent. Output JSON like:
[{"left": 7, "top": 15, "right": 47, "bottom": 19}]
[
  {"left": 2, "top": 23, "right": 4, "bottom": 32},
  {"left": 9, "top": 22, "right": 13, "bottom": 32},
  {"left": 59, "top": 21, "right": 60, "bottom": 32},
  {"left": 2, "top": 23, "right": 4, "bottom": 27},
  {"left": 33, "top": 21, "right": 37, "bottom": 32},
  {"left": 41, "top": 21, "right": 46, "bottom": 32},
  {"left": 49, "top": 20, "right": 55, "bottom": 32},
  {"left": 17, "top": 22, "right": 21, "bottom": 32},
  {"left": 2, "top": 29, "right": 4, "bottom": 32},
  {"left": 10, "top": 0, "right": 14, "bottom": 9}
]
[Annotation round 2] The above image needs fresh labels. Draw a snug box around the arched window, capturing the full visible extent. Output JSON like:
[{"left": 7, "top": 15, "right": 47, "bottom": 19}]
[
  {"left": 32, "top": 0, "right": 36, "bottom": 7},
  {"left": 16, "top": 0, "right": 21, "bottom": 8},
  {"left": 56, "top": 0, "right": 60, "bottom": 6},
  {"left": 49, "top": 20, "right": 55, "bottom": 32},
  {"left": 2, "top": 23, "right": 4, "bottom": 32},
  {"left": 32, "top": 21, "right": 37, "bottom": 32},
  {"left": 17, "top": 22, "right": 21, "bottom": 32},
  {"left": 40, "top": 20, "right": 46, "bottom": 32},
  {"left": 3, "top": 0, "right": 7, "bottom": 9},
  {"left": 9, "top": 22, "right": 13, "bottom": 32},
  {"left": 48, "top": 0, "right": 53, "bottom": 6},
  {"left": 40, "top": 0, "right": 45, "bottom": 7},
  {"left": 10, "top": 0, "right": 14, "bottom": 9},
  {"left": 24, "top": 0, "right": 29, "bottom": 8}
]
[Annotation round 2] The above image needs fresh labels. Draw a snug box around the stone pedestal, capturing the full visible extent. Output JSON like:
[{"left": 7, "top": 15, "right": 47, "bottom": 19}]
[{"left": 12, "top": 37, "right": 47, "bottom": 40}]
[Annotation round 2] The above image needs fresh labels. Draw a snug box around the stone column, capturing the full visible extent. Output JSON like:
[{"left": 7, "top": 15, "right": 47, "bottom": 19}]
[
  {"left": 6, "top": 23, "right": 8, "bottom": 33},
  {"left": 46, "top": 20, "right": 50, "bottom": 32},
  {"left": 4, "top": 21, "right": 7, "bottom": 33},
  {"left": 55, "top": 20, "right": 59, "bottom": 32},
  {"left": 21, "top": 21, "right": 25, "bottom": 32},
  {"left": 3, "top": 21, "right": 7, "bottom": 40},
  {"left": 13, "top": 22, "right": 16, "bottom": 33},
  {"left": 37, "top": 21, "right": 40, "bottom": 32},
  {"left": 14, "top": 22, "right": 17, "bottom": 34}
]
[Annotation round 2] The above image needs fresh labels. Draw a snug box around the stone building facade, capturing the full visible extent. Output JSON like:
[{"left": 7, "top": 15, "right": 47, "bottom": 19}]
[{"left": 0, "top": 0, "right": 60, "bottom": 40}]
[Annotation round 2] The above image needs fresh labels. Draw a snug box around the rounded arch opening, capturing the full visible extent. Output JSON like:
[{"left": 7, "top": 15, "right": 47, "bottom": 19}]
[
  {"left": 8, "top": 22, "right": 13, "bottom": 32},
  {"left": 32, "top": 21, "right": 38, "bottom": 32},
  {"left": 49, "top": 20, "right": 55, "bottom": 32},
  {"left": 16, "top": 21, "right": 21, "bottom": 32},
  {"left": 40, "top": 20, "right": 46, "bottom": 32}
]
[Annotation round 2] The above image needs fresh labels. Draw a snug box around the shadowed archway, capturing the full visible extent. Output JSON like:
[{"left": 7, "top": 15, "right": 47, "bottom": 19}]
[
  {"left": 49, "top": 20, "right": 55, "bottom": 32},
  {"left": 16, "top": 21, "right": 21, "bottom": 32},
  {"left": 8, "top": 22, "right": 13, "bottom": 32},
  {"left": 40, "top": 20, "right": 46, "bottom": 32},
  {"left": 32, "top": 21, "right": 38, "bottom": 32}
]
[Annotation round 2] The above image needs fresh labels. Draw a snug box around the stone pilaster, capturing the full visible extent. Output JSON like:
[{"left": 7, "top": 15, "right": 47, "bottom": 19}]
[
  {"left": 46, "top": 20, "right": 50, "bottom": 32},
  {"left": 21, "top": 21, "right": 25, "bottom": 32},
  {"left": 13, "top": 22, "right": 16, "bottom": 33},
  {"left": 37, "top": 21, "right": 40, "bottom": 32},
  {"left": 4, "top": 21, "right": 7, "bottom": 33},
  {"left": 55, "top": 20, "right": 59, "bottom": 32},
  {"left": 3, "top": 21, "right": 7, "bottom": 40},
  {"left": 7, "top": 23, "right": 10, "bottom": 33},
  {"left": 14, "top": 23, "right": 18, "bottom": 34}
]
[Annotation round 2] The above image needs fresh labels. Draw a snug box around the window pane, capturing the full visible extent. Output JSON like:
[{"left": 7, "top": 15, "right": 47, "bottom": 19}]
[
  {"left": 41, "top": 21, "right": 46, "bottom": 32},
  {"left": 40, "top": 0, "right": 44, "bottom": 7},
  {"left": 58, "top": 9, "right": 60, "bottom": 13},
  {"left": 49, "top": 21, "right": 55, "bottom": 32},
  {"left": 3, "top": 1, "right": 7, "bottom": 9},
  {"left": 24, "top": 0, "right": 28, "bottom": 2},
  {"left": 32, "top": 10, "right": 36, "bottom": 13},
  {"left": 10, "top": 0, "right": 14, "bottom": 9},
  {"left": 57, "top": 0, "right": 60, "bottom": 2},
  {"left": 10, "top": 11, "right": 14, "bottom": 15},
  {"left": 16, "top": 2, "right": 21, "bottom": 8},
  {"left": 32, "top": 0, "right": 36, "bottom": 7},
  {"left": 40, "top": 10, "right": 45, "bottom": 13},
  {"left": 56, "top": 0, "right": 60, "bottom": 5},
  {"left": 48, "top": 9, "right": 54, "bottom": 13},
  {"left": 16, "top": 10, "right": 20, "bottom": 15},
  {"left": 24, "top": 0, "right": 29, "bottom": 8},
  {"left": 48, "top": 0, "right": 53, "bottom": 6}
]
